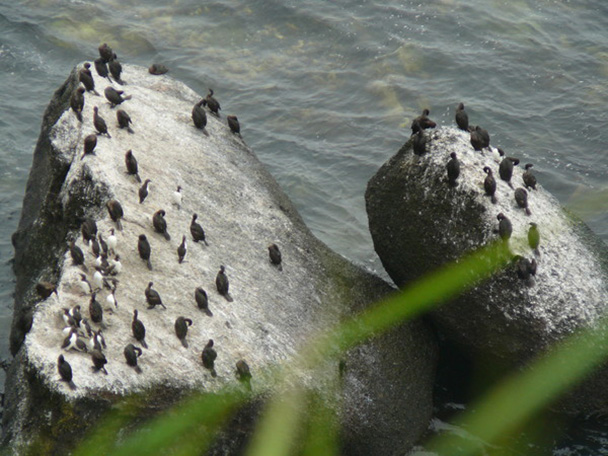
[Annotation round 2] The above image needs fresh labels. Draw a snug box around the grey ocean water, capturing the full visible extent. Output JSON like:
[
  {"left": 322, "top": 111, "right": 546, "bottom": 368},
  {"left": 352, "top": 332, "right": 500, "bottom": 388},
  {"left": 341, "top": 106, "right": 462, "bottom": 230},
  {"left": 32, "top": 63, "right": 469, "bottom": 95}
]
[{"left": 0, "top": 0, "right": 606, "bottom": 452}]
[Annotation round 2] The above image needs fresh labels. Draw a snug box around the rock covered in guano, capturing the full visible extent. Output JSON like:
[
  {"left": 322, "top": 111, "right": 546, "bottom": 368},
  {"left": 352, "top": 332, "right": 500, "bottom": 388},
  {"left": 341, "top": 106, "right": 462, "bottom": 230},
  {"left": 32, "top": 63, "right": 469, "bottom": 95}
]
[
  {"left": 366, "top": 126, "right": 608, "bottom": 414},
  {"left": 4, "top": 62, "right": 437, "bottom": 455}
]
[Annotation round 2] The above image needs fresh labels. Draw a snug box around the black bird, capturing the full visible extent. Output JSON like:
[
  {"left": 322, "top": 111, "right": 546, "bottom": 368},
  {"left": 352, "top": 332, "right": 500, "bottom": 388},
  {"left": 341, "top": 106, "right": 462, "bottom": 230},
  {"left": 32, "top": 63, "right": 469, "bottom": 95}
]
[
  {"left": 58, "top": 355, "right": 76, "bottom": 390},
  {"left": 216, "top": 265, "right": 233, "bottom": 301},
  {"left": 98, "top": 233, "right": 108, "bottom": 256},
  {"left": 190, "top": 213, "right": 208, "bottom": 245},
  {"left": 195, "top": 287, "right": 212, "bottom": 316},
  {"left": 90, "top": 350, "right": 108, "bottom": 375},
  {"left": 70, "top": 87, "right": 85, "bottom": 122},
  {"left": 106, "top": 199, "right": 124, "bottom": 230},
  {"left": 455, "top": 102, "right": 469, "bottom": 131},
  {"left": 36, "top": 281, "right": 58, "bottom": 300},
  {"left": 132, "top": 309, "right": 148, "bottom": 348},
  {"left": 81, "top": 218, "right": 98, "bottom": 244},
  {"left": 79, "top": 63, "right": 99, "bottom": 95},
  {"left": 202, "top": 339, "right": 217, "bottom": 376},
  {"left": 514, "top": 187, "right": 532, "bottom": 216},
  {"left": 69, "top": 304, "right": 83, "bottom": 328},
  {"left": 81, "top": 134, "right": 97, "bottom": 160},
  {"left": 514, "top": 255, "right": 537, "bottom": 286},
  {"left": 236, "top": 360, "right": 252, "bottom": 389},
  {"left": 268, "top": 244, "right": 282, "bottom": 271},
  {"left": 98, "top": 43, "right": 113, "bottom": 62},
  {"left": 523, "top": 163, "right": 537, "bottom": 190},
  {"left": 108, "top": 53, "right": 124, "bottom": 84},
  {"left": 138, "top": 234, "right": 152, "bottom": 270},
  {"left": 483, "top": 167, "right": 497, "bottom": 204},
  {"left": 470, "top": 128, "right": 484, "bottom": 151},
  {"left": 498, "top": 148, "right": 520, "bottom": 188},
  {"left": 446, "top": 152, "right": 460, "bottom": 187},
  {"left": 139, "top": 179, "right": 151, "bottom": 204},
  {"left": 94, "top": 57, "right": 112, "bottom": 82},
  {"left": 177, "top": 235, "right": 187, "bottom": 263},
  {"left": 124, "top": 344, "right": 143, "bottom": 373},
  {"left": 528, "top": 222, "right": 540, "bottom": 255},
  {"left": 205, "top": 89, "right": 221, "bottom": 117},
  {"left": 192, "top": 99, "right": 207, "bottom": 130},
  {"left": 69, "top": 239, "right": 85, "bottom": 268},
  {"left": 153, "top": 210, "right": 171, "bottom": 240},
  {"left": 105, "top": 87, "right": 131, "bottom": 108},
  {"left": 93, "top": 106, "right": 111, "bottom": 137},
  {"left": 497, "top": 213, "right": 512, "bottom": 241},
  {"left": 145, "top": 282, "right": 166, "bottom": 309},
  {"left": 474, "top": 126, "right": 490, "bottom": 149},
  {"left": 117, "top": 109, "right": 134, "bottom": 133},
  {"left": 89, "top": 293, "right": 103, "bottom": 325},
  {"left": 149, "top": 63, "right": 169, "bottom": 75},
  {"left": 90, "top": 236, "right": 101, "bottom": 258},
  {"left": 174, "top": 317, "right": 193, "bottom": 348},
  {"left": 125, "top": 150, "right": 142, "bottom": 182},
  {"left": 411, "top": 126, "right": 427, "bottom": 156},
  {"left": 410, "top": 109, "right": 436, "bottom": 135},
  {"left": 227, "top": 115, "right": 240, "bottom": 135}
]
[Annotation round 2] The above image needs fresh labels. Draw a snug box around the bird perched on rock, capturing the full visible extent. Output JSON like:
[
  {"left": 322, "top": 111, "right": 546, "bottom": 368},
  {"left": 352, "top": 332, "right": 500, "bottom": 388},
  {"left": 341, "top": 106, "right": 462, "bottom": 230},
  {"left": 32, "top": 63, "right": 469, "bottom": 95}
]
[
  {"left": 268, "top": 244, "right": 282, "bottom": 271},
  {"left": 125, "top": 150, "right": 142, "bottom": 182},
  {"left": 205, "top": 89, "right": 221, "bottom": 117},
  {"left": 78, "top": 274, "right": 92, "bottom": 295},
  {"left": 69, "top": 239, "right": 86, "bottom": 269},
  {"left": 106, "top": 199, "right": 124, "bottom": 230},
  {"left": 90, "top": 349, "right": 108, "bottom": 375},
  {"left": 216, "top": 265, "right": 233, "bottom": 302},
  {"left": 81, "top": 218, "right": 98, "bottom": 244},
  {"left": 411, "top": 126, "right": 427, "bottom": 156},
  {"left": 117, "top": 109, "right": 134, "bottom": 133},
  {"left": 470, "top": 128, "right": 484, "bottom": 151},
  {"left": 36, "top": 281, "right": 58, "bottom": 300},
  {"left": 514, "top": 187, "right": 532, "bottom": 216},
  {"left": 175, "top": 317, "right": 193, "bottom": 348},
  {"left": 236, "top": 360, "right": 252, "bottom": 390},
  {"left": 483, "top": 167, "right": 497, "bottom": 204},
  {"left": 89, "top": 293, "right": 104, "bottom": 326},
  {"left": 90, "top": 236, "right": 101, "bottom": 258},
  {"left": 202, "top": 339, "right": 217, "bottom": 377},
  {"left": 62, "top": 327, "right": 88, "bottom": 353},
  {"left": 523, "top": 163, "right": 537, "bottom": 190},
  {"left": 132, "top": 309, "right": 148, "bottom": 348},
  {"left": 149, "top": 63, "right": 169, "bottom": 75},
  {"left": 498, "top": 148, "right": 519, "bottom": 188},
  {"left": 107, "top": 228, "right": 117, "bottom": 254},
  {"left": 455, "top": 102, "right": 469, "bottom": 131},
  {"left": 195, "top": 287, "right": 212, "bottom": 316},
  {"left": 528, "top": 222, "right": 540, "bottom": 255},
  {"left": 446, "top": 152, "right": 460, "bottom": 187},
  {"left": 153, "top": 209, "right": 171, "bottom": 240},
  {"left": 138, "top": 234, "right": 152, "bottom": 270},
  {"left": 107, "top": 254, "right": 122, "bottom": 275},
  {"left": 177, "top": 235, "right": 187, "bottom": 263},
  {"left": 192, "top": 99, "right": 208, "bottom": 130},
  {"left": 94, "top": 58, "right": 111, "bottom": 82},
  {"left": 98, "top": 43, "right": 113, "bottom": 62},
  {"left": 139, "top": 179, "right": 151, "bottom": 204},
  {"left": 513, "top": 255, "right": 537, "bottom": 286},
  {"left": 93, "top": 106, "right": 111, "bottom": 137},
  {"left": 70, "top": 87, "right": 85, "bottom": 122},
  {"left": 497, "top": 213, "right": 512, "bottom": 241},
  {"left": 58, "top": 355, "right": 76, "bottom": 389},
  {"left": 227, "top": 115, "right": 241, "bottom": 135},
  {"left": 81, "top": 134, "right": 97, "bottom": 160},
  {"left": 410, "top": 109, "right": 436, "bottom": 135},
  {"left": 145, "top": 282, "right": 166, "bottom": 309},
  {"left": 92, "top": 270, "right": 104, "bottom": 291},
  {"left": 79, "top": 63, "right": 99, "bottom": 95},
  {"left": 190, "top": 214, "right": 208, "bottom": 245},
  {"left": 172, "top": 186, "right": 182, "bottom": 209},
  {"left": 105, "top": 87, "right": 131, "bottom": 108},
  {"left": 124, "top": 344, "right": 142, "bottom": 373},
  {"left": 473, "top": 125, "right": 490, "bottom": 149},
  {"left": 108, "top": 53, "right": 124, "bottom": 84}
]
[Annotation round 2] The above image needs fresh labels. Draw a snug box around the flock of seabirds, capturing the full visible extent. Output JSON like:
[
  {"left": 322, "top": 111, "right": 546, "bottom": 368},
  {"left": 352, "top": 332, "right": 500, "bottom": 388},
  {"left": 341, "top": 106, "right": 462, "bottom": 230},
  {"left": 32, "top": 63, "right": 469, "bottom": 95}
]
[
  {"left": 33, "top": 43, "right": 285, "bottom": 390},
  {"left": 410, "top": 103, "right": 541, "bottom": 284},
  {"left": 31, "top": 44, "right": 542, "bottom": 392}
]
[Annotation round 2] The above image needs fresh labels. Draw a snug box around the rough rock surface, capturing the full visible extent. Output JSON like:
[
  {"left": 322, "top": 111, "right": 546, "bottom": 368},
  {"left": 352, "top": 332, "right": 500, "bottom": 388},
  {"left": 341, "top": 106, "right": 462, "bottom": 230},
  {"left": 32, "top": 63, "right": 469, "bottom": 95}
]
[
  {"left": 366, "top": 127, "right": 608, "bottom": 413},
  {"left": 4, "top": 63, "right": 437, "bottom": 454}
]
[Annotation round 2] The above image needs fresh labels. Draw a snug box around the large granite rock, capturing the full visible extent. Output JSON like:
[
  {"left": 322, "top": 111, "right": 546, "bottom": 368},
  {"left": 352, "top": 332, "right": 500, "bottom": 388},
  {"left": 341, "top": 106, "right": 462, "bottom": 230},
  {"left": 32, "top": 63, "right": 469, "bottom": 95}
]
[
  {"left": 4, "top": 63, "right": 437, "bottom": 454},
  {"left": 366, "top": 127, "right": 608, "bottom": 413}
]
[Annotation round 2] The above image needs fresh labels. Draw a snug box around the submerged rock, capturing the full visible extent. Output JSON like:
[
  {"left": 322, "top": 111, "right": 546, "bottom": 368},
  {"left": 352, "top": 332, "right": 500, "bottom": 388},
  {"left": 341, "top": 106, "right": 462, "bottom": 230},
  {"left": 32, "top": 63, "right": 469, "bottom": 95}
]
[
  {"left": 4, "top": 63, "right": 437, "bottom": 454},
  {"left": 366, "top": 127, "right": 608, "bottom": 414}
]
